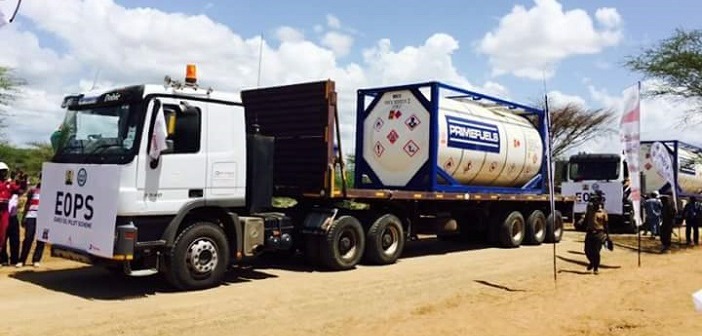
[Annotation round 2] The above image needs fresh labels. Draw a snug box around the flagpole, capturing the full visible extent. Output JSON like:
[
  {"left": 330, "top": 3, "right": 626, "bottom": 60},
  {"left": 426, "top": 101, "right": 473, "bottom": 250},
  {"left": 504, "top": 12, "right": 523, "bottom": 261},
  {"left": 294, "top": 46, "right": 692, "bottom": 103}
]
[
  {"left": 541, "top": 75, "right": 557, "bottom": 285},
  {"left": 637, "top": 80, "right": 642, "bottom": 267}
]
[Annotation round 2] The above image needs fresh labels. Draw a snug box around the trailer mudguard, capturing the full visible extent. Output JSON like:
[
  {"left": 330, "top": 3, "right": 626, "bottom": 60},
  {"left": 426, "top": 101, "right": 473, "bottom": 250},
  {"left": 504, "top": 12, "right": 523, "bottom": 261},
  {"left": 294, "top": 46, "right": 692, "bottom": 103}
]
[{"left": 300, "top": 208, "right": 339, "bottom": 236}]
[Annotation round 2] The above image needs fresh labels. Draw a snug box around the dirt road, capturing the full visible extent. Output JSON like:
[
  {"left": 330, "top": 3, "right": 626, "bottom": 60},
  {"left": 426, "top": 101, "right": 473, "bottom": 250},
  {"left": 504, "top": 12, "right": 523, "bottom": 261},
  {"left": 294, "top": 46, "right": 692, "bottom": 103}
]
[{"left": 1, "top": 229, "right": 701, "bottom": 336}]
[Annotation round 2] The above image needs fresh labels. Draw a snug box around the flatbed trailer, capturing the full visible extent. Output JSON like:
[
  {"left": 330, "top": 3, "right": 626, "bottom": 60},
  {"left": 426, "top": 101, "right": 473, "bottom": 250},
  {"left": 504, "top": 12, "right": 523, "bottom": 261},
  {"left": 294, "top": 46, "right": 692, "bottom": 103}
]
[{"left": 242, "top": 80, "right": 573, "bottom": 262}]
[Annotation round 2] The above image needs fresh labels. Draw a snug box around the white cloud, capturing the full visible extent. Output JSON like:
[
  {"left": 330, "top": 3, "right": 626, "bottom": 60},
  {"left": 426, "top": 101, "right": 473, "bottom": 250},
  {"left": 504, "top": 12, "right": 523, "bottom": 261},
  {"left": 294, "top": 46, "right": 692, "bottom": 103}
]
[
  {"left": 476, "top": 0, "right": 623, "bottom": 80},
  {"left": 548, "top": 90, "right": 587, "bottom": 108},
  {"left": 326, "top": 14, "right": 341, "bottom": 29},
  {"left": 275, "top": 26, "right": 305, "bottom": 43},
  {"left": 595, "top": 7, "right": 621, "bottom": 29},
  {"left": 2, "top": 0, "right": 515, "bottom": 157},
  {"left": 321, "top": 31, "right": 354, "bottom": 57}
]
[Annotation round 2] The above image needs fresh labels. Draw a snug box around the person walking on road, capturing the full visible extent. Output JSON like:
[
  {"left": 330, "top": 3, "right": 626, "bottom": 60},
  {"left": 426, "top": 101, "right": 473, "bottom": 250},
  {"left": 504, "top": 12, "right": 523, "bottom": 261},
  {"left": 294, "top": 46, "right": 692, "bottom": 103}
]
[
  {"left": 18, "top": 174, "right": 45, "bottom": 267},
  {"left": 682, "top": 196, "right": 701, "bottom": 247},
  {"left": 659, "top": 195, "right": 677, "bottom": 253},
  {"left": 643, "top": 191, "right": 662, "bottom": 238},
  {"left": 584, "top": 190, "right": 610, "bottom": 275}
]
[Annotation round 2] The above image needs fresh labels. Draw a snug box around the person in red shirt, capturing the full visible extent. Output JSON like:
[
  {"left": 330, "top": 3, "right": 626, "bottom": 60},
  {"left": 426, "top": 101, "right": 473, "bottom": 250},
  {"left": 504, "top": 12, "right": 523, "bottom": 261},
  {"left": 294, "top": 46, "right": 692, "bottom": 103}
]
[{"left": 0, "top": 163, "right": 20, "bottom": 266}]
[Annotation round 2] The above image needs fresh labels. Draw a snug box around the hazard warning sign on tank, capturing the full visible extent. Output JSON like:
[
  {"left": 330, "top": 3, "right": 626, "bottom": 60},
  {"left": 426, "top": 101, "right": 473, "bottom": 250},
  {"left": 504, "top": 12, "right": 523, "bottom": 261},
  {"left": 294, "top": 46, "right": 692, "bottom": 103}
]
[
  {"left": 374, "top": 117, "right": 384, "bottom": 132},
  {"left": 388, "top": 110, "right": 403, "bottom": 120},
  {"left": 403, "top": 140, "right": 420, "bottom": 157},
  {"left": 374, "top": 141, "right": 385, "bottom": 157},
  {"left": 386, "top": 129, "right": 399, "bottom": 144},
  {"left": 463, "top": 161, "right": 473, "bottom": 173},
  {"left": 443, "top": 157, "right": 455, "bottom": 170},
  {"left": 405, "top": 114, "right": 421, "bottom": 131}
]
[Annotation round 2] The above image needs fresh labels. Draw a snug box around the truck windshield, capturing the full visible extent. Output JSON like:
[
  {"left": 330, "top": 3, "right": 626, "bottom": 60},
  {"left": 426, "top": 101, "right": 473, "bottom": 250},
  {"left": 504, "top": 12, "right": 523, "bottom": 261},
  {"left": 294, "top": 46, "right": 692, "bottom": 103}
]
[
  {"left": 52, "top": 103, "right": 143, "bottom": 164},
  {"left": 569, "top": 160, "right": 620, "bottom": 181}
]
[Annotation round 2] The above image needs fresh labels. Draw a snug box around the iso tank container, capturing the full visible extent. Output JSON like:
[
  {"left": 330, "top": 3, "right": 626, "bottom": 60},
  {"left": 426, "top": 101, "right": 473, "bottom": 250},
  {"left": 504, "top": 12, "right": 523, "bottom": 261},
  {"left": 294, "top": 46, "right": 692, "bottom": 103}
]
[
  {"left": 354, "top": 82, "right": 547, "bottom": 194},
  {"left": 640, "top": 141, "right": 702, "bottom": 195}
]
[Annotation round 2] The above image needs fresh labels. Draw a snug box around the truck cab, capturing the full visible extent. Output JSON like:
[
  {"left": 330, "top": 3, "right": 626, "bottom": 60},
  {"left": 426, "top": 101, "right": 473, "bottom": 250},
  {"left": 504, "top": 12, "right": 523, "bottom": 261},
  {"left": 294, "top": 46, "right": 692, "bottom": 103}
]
[
  {"left": 39, "top": 66, "right": 291, "bottom": 290},
  {"left": 561, "top": 153, "right": 635, "bottom": 232}
]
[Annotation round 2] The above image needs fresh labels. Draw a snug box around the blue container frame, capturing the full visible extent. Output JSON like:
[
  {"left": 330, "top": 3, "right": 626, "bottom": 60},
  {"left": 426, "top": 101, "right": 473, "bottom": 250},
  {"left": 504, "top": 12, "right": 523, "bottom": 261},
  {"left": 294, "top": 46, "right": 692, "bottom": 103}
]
[
  {"left": 642, "top": 140, "right": 702, "bottom": 197},
  {"left": 354, "top": 81, "right": 548, "bottom": 195}
]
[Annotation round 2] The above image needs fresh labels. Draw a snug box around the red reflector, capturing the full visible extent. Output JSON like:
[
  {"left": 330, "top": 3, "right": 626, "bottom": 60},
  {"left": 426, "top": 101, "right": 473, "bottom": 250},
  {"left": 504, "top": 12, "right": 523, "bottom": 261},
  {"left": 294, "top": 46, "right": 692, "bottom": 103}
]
[{"left": 123, "top": 231, "right": 136, "bottom": 240}]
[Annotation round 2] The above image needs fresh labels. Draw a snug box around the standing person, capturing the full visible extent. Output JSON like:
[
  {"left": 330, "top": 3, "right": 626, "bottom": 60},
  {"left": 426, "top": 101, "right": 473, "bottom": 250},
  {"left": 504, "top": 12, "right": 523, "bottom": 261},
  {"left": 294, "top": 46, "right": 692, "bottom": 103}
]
[
  {"left": 584, "top": 190, "right": 610, "bottom": 275},
  {"left": 0, "top": 162, "right": 19, "bottom": 267},
  {"left": 682, "top": 196, "right": 701, "bottom": 247},
  {"left": 18, "top": 173, "right": 44, "bottom": 267},
  {"left": 643, "top": 191, "right": 662, "bottom": 238},
  {"left": 0, "top": 188, "right": 22, "bottom": 266},
  {"left": 659, "top": 195, "right": 677, "bottom": 253}
]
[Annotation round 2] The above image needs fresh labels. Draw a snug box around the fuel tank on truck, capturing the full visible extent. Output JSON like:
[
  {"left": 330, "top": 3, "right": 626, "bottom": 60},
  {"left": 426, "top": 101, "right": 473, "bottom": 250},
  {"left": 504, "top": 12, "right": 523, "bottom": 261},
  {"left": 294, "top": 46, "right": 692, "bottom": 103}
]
[
  {"left": 356, "top": 84, "right": 544, "bottom": 192},
  {"left": 640, "top": 141, "right": 702, "bottom": 195}
]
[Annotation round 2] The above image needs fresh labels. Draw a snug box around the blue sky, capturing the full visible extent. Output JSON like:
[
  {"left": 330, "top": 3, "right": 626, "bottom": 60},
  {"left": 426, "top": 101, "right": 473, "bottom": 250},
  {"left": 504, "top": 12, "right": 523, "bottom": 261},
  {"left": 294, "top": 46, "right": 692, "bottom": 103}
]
[{"left": 1, "top": 0, "right": 701, "bottom": 153}]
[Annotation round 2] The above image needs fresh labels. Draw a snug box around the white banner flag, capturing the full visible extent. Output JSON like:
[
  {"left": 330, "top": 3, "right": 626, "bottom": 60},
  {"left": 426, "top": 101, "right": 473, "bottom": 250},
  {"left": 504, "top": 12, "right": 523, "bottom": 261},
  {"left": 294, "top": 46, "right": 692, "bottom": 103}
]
[
  {"left": 620, "top": 82, "right": 643, "bottom": 226},
  {"left": 650, "top": 141, "right": 678, "bottom": 209},
  {"left": 0, "top": 9, "right": 8, "bottom": 27},
  {"left": 148, "top": 107, "right": 168, "bottom": 160}
]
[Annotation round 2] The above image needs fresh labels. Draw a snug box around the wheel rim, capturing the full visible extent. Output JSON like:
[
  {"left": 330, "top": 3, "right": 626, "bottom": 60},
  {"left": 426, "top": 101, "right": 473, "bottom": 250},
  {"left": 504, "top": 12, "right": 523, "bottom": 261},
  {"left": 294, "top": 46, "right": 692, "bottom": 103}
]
[
  {"left": 553, "top": 220, "right": 563, "bottom": 237},
  {"left": 534, "top": 219, "right": 545, "bottom": 241},
  {"left": 338, "top": 227, "right": 359, "bottom": 261},
  {"left": 186, "top": 238, "right": 219, "bottom": 276},
  {"left": 380, "top": 224, "right": 400, "bottom": 256},
  {"left": 511, "top": 219, "right": 523, "bottom": 242}
]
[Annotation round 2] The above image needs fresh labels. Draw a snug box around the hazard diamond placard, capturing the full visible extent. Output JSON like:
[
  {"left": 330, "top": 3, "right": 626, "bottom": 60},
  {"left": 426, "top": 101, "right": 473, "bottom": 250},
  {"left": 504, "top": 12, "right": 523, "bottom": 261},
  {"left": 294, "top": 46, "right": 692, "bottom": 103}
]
[{"left": 403, "top": 140, "right": 419, "bottom": 157}]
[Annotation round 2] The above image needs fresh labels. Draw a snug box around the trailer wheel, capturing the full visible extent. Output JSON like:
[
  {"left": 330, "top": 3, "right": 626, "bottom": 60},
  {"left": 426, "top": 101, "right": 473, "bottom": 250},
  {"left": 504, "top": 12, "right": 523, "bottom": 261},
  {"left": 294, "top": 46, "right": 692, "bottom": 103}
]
[
  {"left": 525, "top": 210, "right": 547, "bottom": 245},
  {"left": 364, "top": 214, "right": 405, "bottom": 265},
  {"left": 165, "top": 221, "right": 230, "bottom": 291},
  {"left": 320, "top": 215, "right": 365, "bottom": 270},
  {"left": 499, "top": 211, "right": 525, "bottom": 248},
  {"left": 545, "top": 210, "right": 564, "bottom": 243}
]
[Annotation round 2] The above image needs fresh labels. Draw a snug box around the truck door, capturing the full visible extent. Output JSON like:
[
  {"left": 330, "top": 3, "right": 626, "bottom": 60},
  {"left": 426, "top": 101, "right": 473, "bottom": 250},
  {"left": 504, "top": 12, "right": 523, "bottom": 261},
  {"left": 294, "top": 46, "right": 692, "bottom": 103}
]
[{"left": 137, "top": 97, "right": 207, "bottom": 214}]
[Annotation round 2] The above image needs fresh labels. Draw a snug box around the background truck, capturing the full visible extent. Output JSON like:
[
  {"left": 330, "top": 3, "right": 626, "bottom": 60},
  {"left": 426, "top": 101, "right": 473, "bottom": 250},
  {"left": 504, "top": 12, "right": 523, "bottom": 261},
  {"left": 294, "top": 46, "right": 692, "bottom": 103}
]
[
  {"left": 38, "top": 66, "right": 573, "bottom": 291},
  {"left": 561, "top": 140, "right": 702, "bottom": 232}
]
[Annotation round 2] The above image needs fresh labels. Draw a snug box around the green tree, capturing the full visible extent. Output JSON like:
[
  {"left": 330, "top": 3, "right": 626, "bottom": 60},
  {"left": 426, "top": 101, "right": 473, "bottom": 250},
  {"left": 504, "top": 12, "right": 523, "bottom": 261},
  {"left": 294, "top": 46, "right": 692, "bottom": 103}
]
[
  {"left": 0, "top": 66, "right": 26, "bottom": 139},
  {"left": 624, "top": 28, "right": 702, "bottom": 118},
  {"left": 540, "top": 98, "right": 616, "bottom": 160}
]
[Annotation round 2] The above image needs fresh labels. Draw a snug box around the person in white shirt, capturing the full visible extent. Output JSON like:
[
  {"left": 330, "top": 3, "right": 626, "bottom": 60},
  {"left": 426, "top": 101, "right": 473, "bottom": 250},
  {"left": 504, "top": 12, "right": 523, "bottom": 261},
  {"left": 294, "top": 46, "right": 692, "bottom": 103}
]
[{"left": 0, "top": 188, "right": 21, "bottom": 266}]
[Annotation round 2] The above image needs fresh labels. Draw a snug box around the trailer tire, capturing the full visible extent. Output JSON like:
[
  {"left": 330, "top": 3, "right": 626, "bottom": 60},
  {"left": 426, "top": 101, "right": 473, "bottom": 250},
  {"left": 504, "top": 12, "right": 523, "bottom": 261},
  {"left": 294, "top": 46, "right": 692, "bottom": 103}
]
[
  {"left": 320, "top": 215, "right": 365, "bottom": 270},
  {"left": 165, "top": 221, "right": 230, "bottom": 291},
  {"left": 545, "top": 210, "right": 564, "bottom": 243},
  {"left": 364, "top": 214, "right": 405, "bottom": 265},
  {"left": 499, "top": 211, "right": 525, "bottom": 248},
  {"left": 525, "top": 210, "right": 547, "bottom": 245}
]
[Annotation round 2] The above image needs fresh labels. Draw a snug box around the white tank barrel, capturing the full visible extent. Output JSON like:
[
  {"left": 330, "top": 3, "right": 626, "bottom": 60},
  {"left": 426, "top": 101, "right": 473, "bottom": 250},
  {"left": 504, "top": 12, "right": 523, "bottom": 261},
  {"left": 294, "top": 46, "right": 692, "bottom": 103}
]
[
  {"left": 359, "top": 88, "right": 543, "bottom": 189},
  {"left": 641, "top": 142, "right": 702, "bottom": 195}
]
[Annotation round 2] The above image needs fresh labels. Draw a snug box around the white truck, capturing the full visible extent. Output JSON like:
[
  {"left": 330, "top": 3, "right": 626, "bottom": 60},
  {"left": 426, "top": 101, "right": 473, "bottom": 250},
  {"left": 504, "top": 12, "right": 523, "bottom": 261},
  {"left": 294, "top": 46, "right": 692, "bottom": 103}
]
[
  {"left": 37, "top": 65, "right": 572, "bottom": 291},
  {"left": 561, "top": 140, "right": 702, "bottom": 232}
]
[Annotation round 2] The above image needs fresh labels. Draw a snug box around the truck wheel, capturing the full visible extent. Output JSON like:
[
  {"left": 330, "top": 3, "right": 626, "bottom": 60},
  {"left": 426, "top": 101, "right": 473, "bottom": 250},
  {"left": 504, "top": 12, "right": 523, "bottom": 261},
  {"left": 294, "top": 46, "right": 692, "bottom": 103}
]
[
  {"left": 499, "top": 211, "right": 525, "bottom": 248},
  {"left": 525, "top": 210, "right": 547, "bottom": 245},
  {"left": 364, "top": 214, "right": 405, "bottom": 265},
  {"left": 166, "top": 222, "right": 230, "bottom": 291},
  {"left": 545, "top": 210, "right": 564, "bottom": 243},
  {"left": 320, "top": 215, "right": 365, "bottom": 270}
]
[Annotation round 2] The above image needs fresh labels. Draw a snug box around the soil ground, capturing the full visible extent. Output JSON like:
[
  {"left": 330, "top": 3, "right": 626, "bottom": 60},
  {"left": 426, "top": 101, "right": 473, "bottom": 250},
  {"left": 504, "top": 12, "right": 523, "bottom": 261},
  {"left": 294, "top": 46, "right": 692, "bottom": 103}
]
[{"left": 1, "top": 226, "right": 701, "bottom": 336}]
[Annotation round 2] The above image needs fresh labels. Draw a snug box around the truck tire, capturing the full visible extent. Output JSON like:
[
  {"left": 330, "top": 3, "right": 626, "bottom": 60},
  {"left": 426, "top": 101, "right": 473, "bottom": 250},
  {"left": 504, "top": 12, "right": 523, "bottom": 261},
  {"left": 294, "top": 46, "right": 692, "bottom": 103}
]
[
  {"left": 525, "top": 210, "right": 547, "bottom": 245},
  {"left": 545, "top": 210, "right": 564, "bottom": 243},
  {"left": 499, "top": 211, "right": 525, "bottom": 248},
  {"left": 320, "top": 215, "right": 365, "bottom": 270},
  {"left": 165, "top": 221, "right": 230, "bottom": 291},
  {"left": 363, "top": 214, "right": 405, "bottom": 265}
]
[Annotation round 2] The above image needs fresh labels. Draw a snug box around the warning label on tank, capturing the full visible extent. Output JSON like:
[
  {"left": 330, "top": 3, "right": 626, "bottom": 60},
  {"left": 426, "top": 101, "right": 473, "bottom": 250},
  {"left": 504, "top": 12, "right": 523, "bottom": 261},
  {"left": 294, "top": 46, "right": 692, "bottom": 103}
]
[
  {"left": 374, "top": 117, "right": 384, "bottom": 131},
  {"left": 405, "top": 114, "right": 421, "bottom": 130},
  {"left": 386, "top": 129, "right": 399, "bottom": 144},
  {"left": 403, "top": 140, "right": 420, "bottom": 157},
  {"left": 374, "top": 141, "right": 385, "bottom": 157},
  {"left": 445, "top": 116, "right": 500, "bottom": 153}
]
